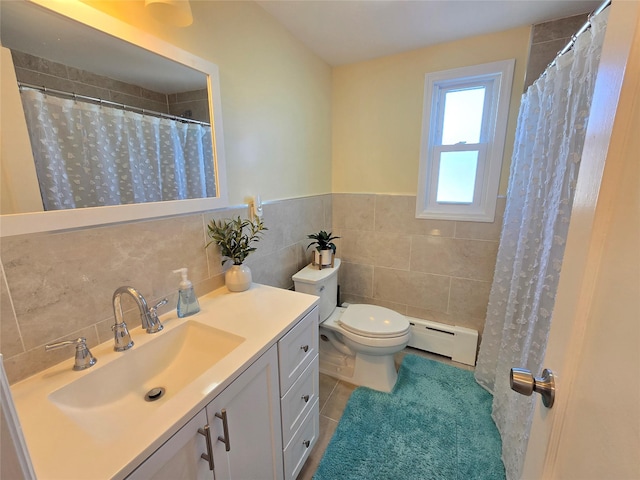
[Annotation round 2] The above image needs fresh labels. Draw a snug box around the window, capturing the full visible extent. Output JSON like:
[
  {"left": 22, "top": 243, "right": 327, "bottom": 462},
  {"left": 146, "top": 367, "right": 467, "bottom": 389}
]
[{"left": 416, "top": 60, "right": 514, "bottom": 222}]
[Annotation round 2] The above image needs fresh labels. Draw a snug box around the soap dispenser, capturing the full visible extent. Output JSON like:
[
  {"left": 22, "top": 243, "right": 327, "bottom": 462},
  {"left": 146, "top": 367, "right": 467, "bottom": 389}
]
[{"left": 173, "top": 268, "right": 200, "bottom": 318}]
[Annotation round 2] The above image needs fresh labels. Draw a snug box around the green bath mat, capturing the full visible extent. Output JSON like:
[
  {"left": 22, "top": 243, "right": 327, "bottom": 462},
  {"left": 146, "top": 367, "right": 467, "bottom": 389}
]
[{"left": 314, "top": 355, "right": 505, "bottom": 480}]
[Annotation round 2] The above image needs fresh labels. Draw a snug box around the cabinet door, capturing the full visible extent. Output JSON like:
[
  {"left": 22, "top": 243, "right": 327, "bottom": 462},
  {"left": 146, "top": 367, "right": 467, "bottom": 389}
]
[
  {"left": 127, "top": 410, "right": 213, "bottom": 480},
  {"left": 206, "top": 345, "right": 284, "bottom": 480}
]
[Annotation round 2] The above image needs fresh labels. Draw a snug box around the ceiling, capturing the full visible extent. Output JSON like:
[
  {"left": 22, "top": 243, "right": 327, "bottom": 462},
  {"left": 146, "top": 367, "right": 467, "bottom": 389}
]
[
  {"left": 0, "top": 0, "right": 602, "bottom": 93},
  {"left": 256, "top": 0, "right": 602, "bottom": 66}
]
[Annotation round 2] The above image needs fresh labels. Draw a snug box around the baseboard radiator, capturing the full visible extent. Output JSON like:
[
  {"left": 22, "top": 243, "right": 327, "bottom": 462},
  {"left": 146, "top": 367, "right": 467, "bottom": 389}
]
[{"left": 407, "top": 317, "right": 478, "bottom": 366}]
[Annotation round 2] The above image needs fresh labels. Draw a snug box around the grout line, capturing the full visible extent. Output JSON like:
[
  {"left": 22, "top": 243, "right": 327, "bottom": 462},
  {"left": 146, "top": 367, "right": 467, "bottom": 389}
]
[
  {"left": 1, "top": 262, "right": 27, "bottom": 353},
  {"left": 320, "top": 379, "right": 339, "bottom": 415},
  {"left": 320, "top": 414, "right": 339, "bottom": 424}
]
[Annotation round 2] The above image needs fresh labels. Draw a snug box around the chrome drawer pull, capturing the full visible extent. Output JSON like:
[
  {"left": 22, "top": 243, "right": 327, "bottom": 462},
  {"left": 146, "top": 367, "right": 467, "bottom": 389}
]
[
  {"left": 215, "top": 409, "right": 231, "bottom": 452},
  {"left": 197, "top": 424, "right": 214, "bottom": 471},
  {"left": 301, "top": 394, "right": 310, "bottom": 403},
  {"left": 300, "top": 345, "right": 309, "bottom": 353}
]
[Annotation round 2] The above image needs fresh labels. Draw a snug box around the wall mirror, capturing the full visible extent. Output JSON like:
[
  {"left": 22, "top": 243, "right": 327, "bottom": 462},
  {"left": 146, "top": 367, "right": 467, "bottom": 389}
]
[{"left": 0, "top": 0, "right": 228, "bottom": 237}]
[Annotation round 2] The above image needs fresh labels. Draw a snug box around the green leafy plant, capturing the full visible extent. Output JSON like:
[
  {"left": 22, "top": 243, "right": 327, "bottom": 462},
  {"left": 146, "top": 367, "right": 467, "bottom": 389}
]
[
  {"left": 207, "top": 217, "right": 267, "bottom": 265},
  {"left": 306, "top": 230, "right": 340, "bottom": 254}
]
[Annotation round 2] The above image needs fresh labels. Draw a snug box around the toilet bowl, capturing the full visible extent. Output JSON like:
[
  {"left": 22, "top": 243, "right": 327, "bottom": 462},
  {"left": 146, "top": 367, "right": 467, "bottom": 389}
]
[{"left": 292, "top": 259, "right": 410, "bottom": 392}]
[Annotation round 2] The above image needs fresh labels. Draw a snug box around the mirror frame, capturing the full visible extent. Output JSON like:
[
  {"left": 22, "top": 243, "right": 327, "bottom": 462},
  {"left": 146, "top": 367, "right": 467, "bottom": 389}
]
[{"left": 0, "top": 0, "right": 228, "bottom": 237}]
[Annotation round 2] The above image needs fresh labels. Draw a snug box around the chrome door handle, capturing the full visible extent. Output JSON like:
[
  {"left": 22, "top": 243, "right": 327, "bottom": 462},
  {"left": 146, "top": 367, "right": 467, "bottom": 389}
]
[
  {"left": 215, "top": 409, "right": 231, "bottom": 451},
  {"left": 197, "top": 424, "right": 214, "bottom": 471},
  {"left": 510, "top": 368, "right": 555, "bottom": 408}
]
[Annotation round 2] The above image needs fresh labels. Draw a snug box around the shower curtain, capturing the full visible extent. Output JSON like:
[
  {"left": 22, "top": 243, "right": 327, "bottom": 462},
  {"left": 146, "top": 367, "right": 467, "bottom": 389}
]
[
  {"left": 20, "top": 88, "right": 215, "bottom": 211},
  {"left": 474, "top": 10, "right": 608, "bottom": 480}
]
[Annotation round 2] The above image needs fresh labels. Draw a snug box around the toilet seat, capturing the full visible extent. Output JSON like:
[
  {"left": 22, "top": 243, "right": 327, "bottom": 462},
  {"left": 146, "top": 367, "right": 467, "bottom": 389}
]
[{"left": 337, "top": 304, "right": 410, "bottom": 339}]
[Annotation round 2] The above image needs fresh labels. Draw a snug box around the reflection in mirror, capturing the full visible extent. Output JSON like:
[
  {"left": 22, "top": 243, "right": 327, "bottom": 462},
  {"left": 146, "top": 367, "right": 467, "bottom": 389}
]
[
  {"left": 0, "top": 0, "right": 227, "bottom": 235},
  {"left": 19, "top": 83, "right": 215, "bottom": 211}
]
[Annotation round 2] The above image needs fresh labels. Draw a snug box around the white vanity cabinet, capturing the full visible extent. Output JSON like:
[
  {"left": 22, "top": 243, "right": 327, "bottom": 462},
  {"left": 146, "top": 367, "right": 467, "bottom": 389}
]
[
  {"left": 278, "top": 307, "right": 319, "bottom": 479},
  {"left": 128, "top": 345, "right": 282, "bottom": 480},
  {"left": 11, "top": 285, "right": 321, "bottom": 480}
]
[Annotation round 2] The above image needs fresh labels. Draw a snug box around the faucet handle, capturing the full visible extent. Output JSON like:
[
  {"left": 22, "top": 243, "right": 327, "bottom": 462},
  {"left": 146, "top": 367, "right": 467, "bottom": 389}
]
[
  {"left": 144, "top": 298, "right": 167, "bottom": 334},
  {"left": 45, "top": 337, "right": 97, "bottom": 371},
  {"left": 151, "top": 298, "right": 169, "bottom": 313}
]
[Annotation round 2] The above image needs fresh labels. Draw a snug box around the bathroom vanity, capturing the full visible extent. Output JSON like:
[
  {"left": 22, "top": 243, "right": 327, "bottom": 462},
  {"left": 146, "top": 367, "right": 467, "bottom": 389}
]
[{"left": 9, "top": 285, "right": 319, "bottom": 479}]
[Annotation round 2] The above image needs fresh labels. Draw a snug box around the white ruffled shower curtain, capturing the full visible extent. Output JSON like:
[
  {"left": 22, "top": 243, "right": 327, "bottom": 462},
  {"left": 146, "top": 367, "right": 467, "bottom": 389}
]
[
  {"left": 20, "top": 88, "right": 215, "bottom": 211},
  {"left": 474, "top": 10, "right": 609, "bottom": 480}
]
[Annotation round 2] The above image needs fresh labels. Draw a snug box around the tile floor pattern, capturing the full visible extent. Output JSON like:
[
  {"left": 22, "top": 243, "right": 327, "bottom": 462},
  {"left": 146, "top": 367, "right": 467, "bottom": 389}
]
[{"left": 297, "top": 347, "right": 475, "bottom": 479}]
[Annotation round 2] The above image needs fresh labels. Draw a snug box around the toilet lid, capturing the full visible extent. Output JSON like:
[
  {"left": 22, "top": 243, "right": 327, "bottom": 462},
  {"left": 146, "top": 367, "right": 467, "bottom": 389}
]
[{"left": 338, "top": 304, "right": 409, "bottom": 338}]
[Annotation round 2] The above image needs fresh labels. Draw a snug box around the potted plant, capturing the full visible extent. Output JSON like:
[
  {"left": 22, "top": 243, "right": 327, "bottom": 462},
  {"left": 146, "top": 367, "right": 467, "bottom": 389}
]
[
  {"left": 307, "top": 230, "right": 340, "bottom": 268},
  {"left": 207, "top": 216, "right": 267, "bottom": 292}
]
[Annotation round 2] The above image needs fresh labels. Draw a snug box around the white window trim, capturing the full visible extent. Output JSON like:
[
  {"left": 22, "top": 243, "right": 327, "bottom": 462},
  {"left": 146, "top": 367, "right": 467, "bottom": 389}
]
[{"left": 416, "top": 59, "right": 515, "bottom": 222}]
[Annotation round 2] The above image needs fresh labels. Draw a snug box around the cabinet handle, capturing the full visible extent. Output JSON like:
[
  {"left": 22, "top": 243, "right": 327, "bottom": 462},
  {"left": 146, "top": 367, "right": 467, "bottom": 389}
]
[
  {"left": 300, "top": 345, "right": 309, "bottom": 353},
  {"left": 302, "top": 440, "right": 310, "bottom": 448},
  {"left": 215, "top": 409, "right": 231, "bottom": 452},
  {"left": 197, "top": 424, "right": 215, "bottom": 471},
  {"left": 301, "top": 394, "right": 310, "bottom": 403}
]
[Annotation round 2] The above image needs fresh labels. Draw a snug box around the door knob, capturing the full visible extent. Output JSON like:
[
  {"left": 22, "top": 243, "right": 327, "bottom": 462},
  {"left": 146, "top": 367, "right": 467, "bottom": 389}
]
[{"left": 510, "top": 368, "right": 555, "bottom": 408}]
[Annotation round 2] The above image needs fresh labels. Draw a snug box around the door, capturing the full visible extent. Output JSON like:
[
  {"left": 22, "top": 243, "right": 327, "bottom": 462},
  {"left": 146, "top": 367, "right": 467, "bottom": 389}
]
[
  {"left": 206, "top": 345, "right": 284, "bottom": 480},
  {"left": 521, "top": 2, "right": 640, "bottom": 478},
  {"left": 126, "top": 409, "right": 213, "bottom": 480}
]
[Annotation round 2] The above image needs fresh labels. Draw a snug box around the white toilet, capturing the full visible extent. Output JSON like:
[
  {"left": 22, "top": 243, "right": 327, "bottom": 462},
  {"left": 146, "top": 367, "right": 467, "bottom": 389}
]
[{"left": 293, "top": 258, "right": 410, "bottom": 392}]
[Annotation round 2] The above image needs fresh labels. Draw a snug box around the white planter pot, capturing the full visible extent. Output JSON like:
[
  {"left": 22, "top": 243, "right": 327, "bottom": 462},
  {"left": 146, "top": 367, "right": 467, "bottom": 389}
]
[
  {"left": 314, "top": 249, "right": 333, "bottom": 266},
  {"left": 225, "top": 264, "right": 252, "bottom": 292}
]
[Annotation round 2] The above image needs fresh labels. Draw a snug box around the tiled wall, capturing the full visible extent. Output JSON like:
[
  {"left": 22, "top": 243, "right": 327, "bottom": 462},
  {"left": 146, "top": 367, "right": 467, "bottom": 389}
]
[
  {"left": 11, "top": 50, "right": 209, "bottom": 122},
  {"left": 1, "top": 195, "right": 332, "bottom": 384},
  {"left": 167, "top": 89, "right": 209, "bottom": 123},
  {"left": 332, "top": 194, "right": 505, "bottom": 336},
  {"left": 524, "top": 12, "right": 590, "bottom": 90}
]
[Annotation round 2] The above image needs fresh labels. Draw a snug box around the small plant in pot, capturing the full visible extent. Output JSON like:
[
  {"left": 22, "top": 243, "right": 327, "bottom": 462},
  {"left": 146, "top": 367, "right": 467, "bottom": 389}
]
[
  {"left": 206, "top": 216, "right": 267, "bottom": 292},
  {"left": 307, "top": 230, "right": 340, "bottom": 268}
]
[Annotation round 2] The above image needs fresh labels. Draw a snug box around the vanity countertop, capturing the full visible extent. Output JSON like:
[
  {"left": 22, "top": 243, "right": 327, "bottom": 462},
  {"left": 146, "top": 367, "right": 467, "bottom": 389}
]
[{"left": 9, "top": 284, "right": 318, "bottom": 480}]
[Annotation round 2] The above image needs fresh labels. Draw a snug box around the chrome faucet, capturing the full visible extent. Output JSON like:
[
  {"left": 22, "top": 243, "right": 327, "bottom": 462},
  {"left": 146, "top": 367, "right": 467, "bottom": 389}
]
[{"left": 112, "top": 286, "right": 167, "bottom": 351}]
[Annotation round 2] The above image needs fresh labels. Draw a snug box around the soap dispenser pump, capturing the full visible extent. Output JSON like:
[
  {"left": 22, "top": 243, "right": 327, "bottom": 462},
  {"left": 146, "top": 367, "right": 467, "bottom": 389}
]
[{"left": 173, "top": 268, "right": 200, "bottom": 318}]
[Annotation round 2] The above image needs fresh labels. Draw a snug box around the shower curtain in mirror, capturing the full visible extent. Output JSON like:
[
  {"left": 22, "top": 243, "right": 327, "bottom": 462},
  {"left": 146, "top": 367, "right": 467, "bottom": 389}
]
[
  {"left": 20, "top": 88, "right": 215, "bottom": 211},
  {"left": 474, "top": 10, "right": 608, "bottom": 480}
]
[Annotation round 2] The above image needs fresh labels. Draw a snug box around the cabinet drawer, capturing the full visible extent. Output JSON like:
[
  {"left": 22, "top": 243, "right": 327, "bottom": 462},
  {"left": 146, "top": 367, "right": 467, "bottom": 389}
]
[
  {"left": 281, "top": 356, "right": 318, "bottom": 448},
  {"left": 283, "top": 400, "right": 319, "bottom": 480},
  {"left": 278, "top": 306, "right": 318, "bottom": 393}
]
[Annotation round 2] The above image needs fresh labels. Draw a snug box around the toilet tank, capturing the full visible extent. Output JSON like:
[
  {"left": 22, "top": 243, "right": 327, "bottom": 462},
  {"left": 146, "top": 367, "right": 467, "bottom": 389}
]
[{"left": 292, "top": 258, "right": 341, "bottom": 322}]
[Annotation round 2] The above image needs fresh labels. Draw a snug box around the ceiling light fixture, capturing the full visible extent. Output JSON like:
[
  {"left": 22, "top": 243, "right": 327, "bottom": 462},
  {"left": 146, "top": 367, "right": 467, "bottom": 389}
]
[{"left": 144, "top": 0, "right": 193, "bottom": 27}]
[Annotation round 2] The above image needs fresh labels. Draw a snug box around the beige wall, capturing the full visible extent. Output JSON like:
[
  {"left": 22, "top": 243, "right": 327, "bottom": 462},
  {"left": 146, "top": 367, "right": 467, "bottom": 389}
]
[
  {"left": 86, "top": 0, "right": 333, "bottom": 205},
  {"left": 332, "top": 26, "right": 531, "bottom": 196}
]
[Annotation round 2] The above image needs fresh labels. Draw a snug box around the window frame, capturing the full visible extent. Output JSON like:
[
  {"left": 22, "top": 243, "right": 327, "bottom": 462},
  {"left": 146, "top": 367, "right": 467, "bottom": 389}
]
[{"left": 416, "top": 60, "right": 515, "bottom": 222}]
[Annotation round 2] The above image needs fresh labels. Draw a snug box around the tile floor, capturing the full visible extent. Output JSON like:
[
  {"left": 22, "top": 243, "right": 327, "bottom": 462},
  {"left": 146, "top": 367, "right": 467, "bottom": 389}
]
[{"left": 297, "top": 347, "right": 475, "bottom": 479}]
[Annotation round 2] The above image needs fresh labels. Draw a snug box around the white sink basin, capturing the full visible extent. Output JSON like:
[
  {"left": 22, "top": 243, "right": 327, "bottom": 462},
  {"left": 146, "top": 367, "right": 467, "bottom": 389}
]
[{"left": 48, "top": 320, "right": 244, "bottom": 440}]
